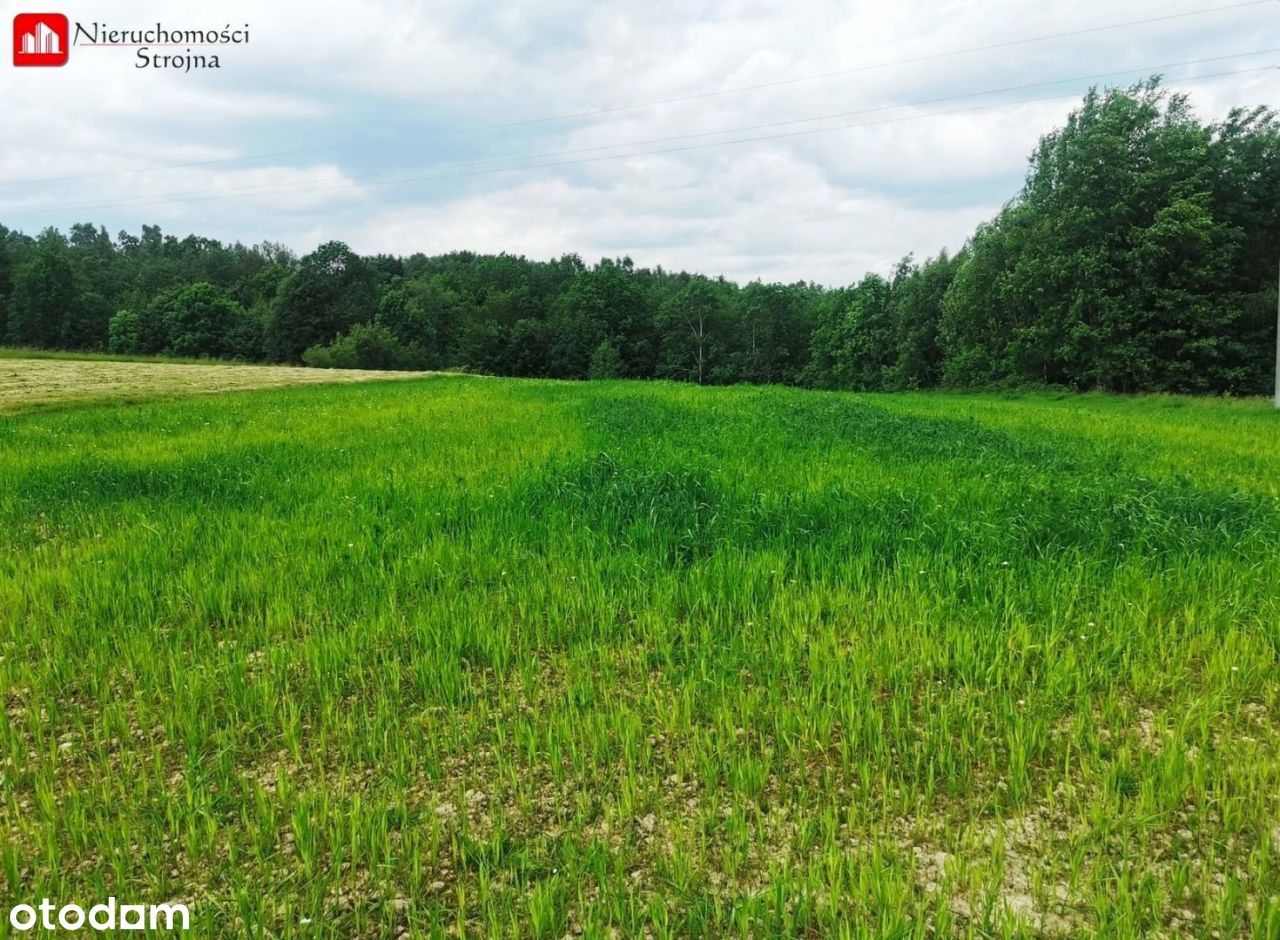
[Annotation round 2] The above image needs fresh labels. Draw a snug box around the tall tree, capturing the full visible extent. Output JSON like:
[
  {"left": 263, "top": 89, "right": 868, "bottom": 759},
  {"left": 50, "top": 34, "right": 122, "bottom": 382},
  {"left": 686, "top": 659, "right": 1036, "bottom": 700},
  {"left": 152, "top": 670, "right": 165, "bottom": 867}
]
[
  {"left": 727, "top": 282, "right": 812, "bottom": 385},
  {"left": 550, "top": 259, "right": 654, "bottom": 379},
  {"left": 884, "top": 252, "right": 957, "bottom": 390},
  {"left": 160, "top": 282, "right": 247, "bottom": 359},
  {"left": 8, "top": 229, "right": 76, "bottom": 348},
  {"left": 656, "top": 278, "right": 731, "bottom": 385},
  {"left": 0, "top": 224, "right": 12, "bottom": 341},
  {"left": 267, "top": 241, "right": 378, "bottom": 362}
]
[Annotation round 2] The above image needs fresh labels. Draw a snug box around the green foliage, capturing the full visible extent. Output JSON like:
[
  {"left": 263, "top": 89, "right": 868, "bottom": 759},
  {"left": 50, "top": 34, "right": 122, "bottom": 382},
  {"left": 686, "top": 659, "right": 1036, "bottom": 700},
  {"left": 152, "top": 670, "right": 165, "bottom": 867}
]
[
  {"left": 375, "top": 276, "right": 466, "bottom": 367},
  {"left": 225, "top": 300, "right": 268, "bottom": 362},
  {"left": 940, "top": 81, "right": 1279, "bottom": 392},
  {"left": 806, "top": 273, "right": 894, "bottom": 390},
  {"left": 7, "top": 229, "right": 76, "bottom": 348},
  {"left": 587, "top": 339, "right": 624, "bottom": 379},
  {"left": 59, "top": 290, "right": 112, "bottom": 351},
  {"left": 0, "top": 80, "right": 1275, "bottom": 391},
  {"left": 133, "top": 296, "right": 172, "bottom": 356},
  {"left": 3, "top": 378, "right": 1279, "bottom": 935},
  {"left": 884, "top": 252, "right": 958, "bottom": 390},
  {"left": 656, "top": 278, "right": 731, "bottom": 384},
  {"left": 0, "top": 225, "right": 12, "bottom": 342},
  {"left": 302, "top": 322, "right": 428, "bottom": 371},
  {"left": 551, "top": 258, "right": 655, "bottom": 379},
  {"left": 456, "top": 301, "right": 507, "bottom": 374},
  {"left": 269, "top": 241, "right": 378, "bottom": 362},
  {"left": 939, "top": 215, "right": 1024, "bottom": 387},
  {"left": 158, "top": 282, "right": 245, "bottom": 359},
  {"left": 726, "top": 281, "right": 813, "bottom": 385},
  {"left": 107, "top": 308, "right": 141, "bottom": 355},
  {"left": 506, "top": 317, "right": 551, "bottom": 377}
]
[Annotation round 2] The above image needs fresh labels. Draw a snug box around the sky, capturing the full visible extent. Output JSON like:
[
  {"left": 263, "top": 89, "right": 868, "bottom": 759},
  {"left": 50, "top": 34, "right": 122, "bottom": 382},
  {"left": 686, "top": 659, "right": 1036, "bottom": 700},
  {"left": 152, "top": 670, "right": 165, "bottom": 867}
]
[{"left": 1, "top": 0, "right": 1277, "bottom": 286}]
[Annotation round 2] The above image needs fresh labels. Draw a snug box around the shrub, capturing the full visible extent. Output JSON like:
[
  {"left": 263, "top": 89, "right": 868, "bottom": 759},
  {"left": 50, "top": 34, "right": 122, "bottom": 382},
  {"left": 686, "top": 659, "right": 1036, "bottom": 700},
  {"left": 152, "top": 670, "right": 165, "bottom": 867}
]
[
  {"left": 588, "top": 340, "right": 624, "bottom": 379},
  {"left": 302, "top": 323, "right": 428, "bottom": 371},
  {"left": 162, "top": 282, "right": 244, "bottom": 359},
  {"left": 107, "top": 308, "right": 142, "bottom": 354}
]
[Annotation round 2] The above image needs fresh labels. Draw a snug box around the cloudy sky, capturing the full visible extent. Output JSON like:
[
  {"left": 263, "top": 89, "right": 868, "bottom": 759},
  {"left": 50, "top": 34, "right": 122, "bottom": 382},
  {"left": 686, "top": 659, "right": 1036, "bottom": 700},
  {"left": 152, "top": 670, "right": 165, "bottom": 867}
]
[{"left": 1, "top": 0, "right": 1277, "bottom": 285}]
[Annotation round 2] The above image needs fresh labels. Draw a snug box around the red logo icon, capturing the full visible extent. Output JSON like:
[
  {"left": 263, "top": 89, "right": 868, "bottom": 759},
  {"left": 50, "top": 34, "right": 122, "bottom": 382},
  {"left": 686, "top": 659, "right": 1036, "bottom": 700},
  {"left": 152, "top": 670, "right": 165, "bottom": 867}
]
[{"left": 13, "top": 13, "right": 69, "bottom": 67}]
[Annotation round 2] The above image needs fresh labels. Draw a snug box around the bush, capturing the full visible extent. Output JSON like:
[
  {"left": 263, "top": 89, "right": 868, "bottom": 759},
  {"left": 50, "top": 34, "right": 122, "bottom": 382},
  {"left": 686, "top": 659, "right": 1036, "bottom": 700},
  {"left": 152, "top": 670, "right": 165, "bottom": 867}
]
[
  {"left": 107, "top": 309, "right": 142, "bottom": 354},
  {"left": 588, "top": 340, "right": 624, "bottom": 379},
  {"left": 162, "top": 282, "right": 244, "bottom": 359},
  {"left": 302, "top": 323, "right": 428, "bottom": 371},
  {"left": 225, "top": 300, "right": 268, "bottom": 362}
]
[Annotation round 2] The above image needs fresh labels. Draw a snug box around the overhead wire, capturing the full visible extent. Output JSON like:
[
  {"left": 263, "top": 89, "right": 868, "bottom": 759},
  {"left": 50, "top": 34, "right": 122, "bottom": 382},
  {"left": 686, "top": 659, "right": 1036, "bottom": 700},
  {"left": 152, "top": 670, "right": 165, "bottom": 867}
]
[
  {"left": 0, "top": 0, "right": 1272, "bottom": 188},
  {"left": 3, "top": 56, "right": 1276, "bottom": 217}
]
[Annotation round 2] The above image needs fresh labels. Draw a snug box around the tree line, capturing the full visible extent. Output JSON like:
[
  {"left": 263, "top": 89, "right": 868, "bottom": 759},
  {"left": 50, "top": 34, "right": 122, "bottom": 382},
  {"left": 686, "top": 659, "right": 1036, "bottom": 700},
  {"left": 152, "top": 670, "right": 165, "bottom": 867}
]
[{"left": 1, "top": 80, "right": 1276, "bottom": 394}]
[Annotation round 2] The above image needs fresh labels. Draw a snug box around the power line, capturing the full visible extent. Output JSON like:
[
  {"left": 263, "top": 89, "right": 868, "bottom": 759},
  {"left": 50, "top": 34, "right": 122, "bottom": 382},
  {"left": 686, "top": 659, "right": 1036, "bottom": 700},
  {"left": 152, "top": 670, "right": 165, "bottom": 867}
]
[
  {"left": 9, "top": 64, "right": 1276, "bottom": 216},
  {"left": 5, "top": 61, "right": 1274, "bottom": 218},
  {"left": 494, "top": 0, "right": 1278, "bottom": 124},
  {"left": 0, "top": 0, "right": 1272, "bottom": 189},
  {"left": 9, "top": 48, "right": 1274, "bottom": 214}
]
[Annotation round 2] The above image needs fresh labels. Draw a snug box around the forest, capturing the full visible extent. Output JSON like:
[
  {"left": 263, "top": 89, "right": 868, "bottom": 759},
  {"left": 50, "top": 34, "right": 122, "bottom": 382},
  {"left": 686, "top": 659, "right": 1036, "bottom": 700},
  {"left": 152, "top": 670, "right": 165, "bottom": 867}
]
[{"left": 1, "top": 80, "right": 1277, "bottom": 394}]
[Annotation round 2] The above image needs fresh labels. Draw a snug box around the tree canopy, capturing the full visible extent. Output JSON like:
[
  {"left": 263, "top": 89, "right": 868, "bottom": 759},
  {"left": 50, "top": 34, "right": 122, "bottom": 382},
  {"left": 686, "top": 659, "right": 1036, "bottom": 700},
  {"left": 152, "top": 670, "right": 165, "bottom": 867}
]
[{"left": 1, "top": 80, "right": 1275, "bottom": 394}]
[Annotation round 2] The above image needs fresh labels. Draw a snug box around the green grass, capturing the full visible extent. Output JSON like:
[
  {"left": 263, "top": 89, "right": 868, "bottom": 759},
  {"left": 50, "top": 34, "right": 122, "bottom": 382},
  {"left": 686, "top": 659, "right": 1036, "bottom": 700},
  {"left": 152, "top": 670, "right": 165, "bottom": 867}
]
[
  {"left": 0, "top": 347, "right": 246, "bottom": 366},
  {"left": 1, "top": 377, "right": 1278, "bottom": 938}
]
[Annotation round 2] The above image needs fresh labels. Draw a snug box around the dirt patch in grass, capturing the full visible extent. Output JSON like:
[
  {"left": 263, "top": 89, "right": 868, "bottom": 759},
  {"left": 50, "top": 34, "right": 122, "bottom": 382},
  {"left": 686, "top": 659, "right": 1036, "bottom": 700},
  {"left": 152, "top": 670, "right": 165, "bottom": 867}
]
[{"left": 0, "top": 357, "right": 439, "bottom": 413}]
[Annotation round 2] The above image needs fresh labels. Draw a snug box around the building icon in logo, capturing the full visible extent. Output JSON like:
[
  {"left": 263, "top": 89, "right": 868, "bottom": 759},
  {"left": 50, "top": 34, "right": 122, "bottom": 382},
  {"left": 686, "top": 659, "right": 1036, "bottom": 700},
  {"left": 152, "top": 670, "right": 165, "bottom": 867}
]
[
  {"left": 21, "top": 20, "right": 61, "bottom": 54},
  {"left": 13, "top": 13, "right": 69, "bottom": 67}
]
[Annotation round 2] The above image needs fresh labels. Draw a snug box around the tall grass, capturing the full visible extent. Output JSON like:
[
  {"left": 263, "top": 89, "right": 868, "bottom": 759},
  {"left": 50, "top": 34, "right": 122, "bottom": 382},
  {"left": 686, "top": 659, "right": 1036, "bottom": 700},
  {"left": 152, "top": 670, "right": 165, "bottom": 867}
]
[
  {"left": 0, "top": 347, "right": 247, "bottom": 366},
  {"left": 1, "top": 378, "right": 1277, "bottom": 937}
]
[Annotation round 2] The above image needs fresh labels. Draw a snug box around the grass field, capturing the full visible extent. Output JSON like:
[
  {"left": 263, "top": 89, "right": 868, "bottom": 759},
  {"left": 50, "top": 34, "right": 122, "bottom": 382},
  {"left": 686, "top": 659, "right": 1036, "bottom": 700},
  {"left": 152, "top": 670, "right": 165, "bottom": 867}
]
[
  {"left": 1, "top": 368, "right": 1278, "bottom": 938},
  {"left": 0, "top": 356, "right": 432, "bottom": 414}
]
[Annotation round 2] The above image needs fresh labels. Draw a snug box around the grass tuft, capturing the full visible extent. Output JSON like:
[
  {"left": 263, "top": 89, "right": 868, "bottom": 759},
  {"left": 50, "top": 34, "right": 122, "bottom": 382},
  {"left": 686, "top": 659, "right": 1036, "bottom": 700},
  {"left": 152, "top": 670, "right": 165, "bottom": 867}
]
[{"left": 1, "top": 369, "right": 1278, "bottom": 937}]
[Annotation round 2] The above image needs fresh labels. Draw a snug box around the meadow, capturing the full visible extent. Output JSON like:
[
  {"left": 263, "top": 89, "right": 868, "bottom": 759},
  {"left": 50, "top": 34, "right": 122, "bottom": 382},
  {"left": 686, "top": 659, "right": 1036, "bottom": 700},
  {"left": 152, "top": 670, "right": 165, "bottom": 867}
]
[
  {"left": 1, "top": 366, "right": 1278, "bottom": 938},
  {"left": 0, "top": 356, "right": 431, "bottom": 415}
]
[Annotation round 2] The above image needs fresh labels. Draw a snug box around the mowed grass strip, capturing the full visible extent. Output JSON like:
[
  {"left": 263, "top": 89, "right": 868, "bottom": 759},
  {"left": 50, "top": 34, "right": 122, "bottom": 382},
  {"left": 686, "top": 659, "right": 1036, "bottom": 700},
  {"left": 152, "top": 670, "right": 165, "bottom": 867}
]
[
  {"left": 0, "top": 377, "right": 1278, "bottom": 938},
  {"left": 0, "top": 356, "right": 438, "bottom": 414}
]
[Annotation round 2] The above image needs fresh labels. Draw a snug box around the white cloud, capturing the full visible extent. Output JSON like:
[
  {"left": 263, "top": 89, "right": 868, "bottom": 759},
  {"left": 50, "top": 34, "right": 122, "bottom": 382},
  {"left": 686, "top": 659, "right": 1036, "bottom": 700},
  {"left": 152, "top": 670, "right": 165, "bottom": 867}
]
[
  {"left": 351, "top": 151, "right": 997, "bottom": 284},
  {"left": 0, "top": 0, "right": 1275, "bottom": 282}
]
